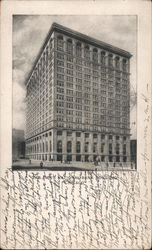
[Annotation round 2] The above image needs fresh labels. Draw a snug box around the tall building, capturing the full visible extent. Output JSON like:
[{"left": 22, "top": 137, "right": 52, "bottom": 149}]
[{"left": 25, "top": 23, "right": 131, "bottom": 163}]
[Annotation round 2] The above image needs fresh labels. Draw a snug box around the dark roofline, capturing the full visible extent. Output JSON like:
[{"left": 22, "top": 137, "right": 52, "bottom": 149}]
[{"left": 25, "top": 22, "right": 132, "bottom": 86}]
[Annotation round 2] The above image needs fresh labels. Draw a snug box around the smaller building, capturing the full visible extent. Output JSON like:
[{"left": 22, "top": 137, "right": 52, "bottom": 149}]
[
  {"left": 130, "top": 139, "right": 137, "bottom": 167},
  {"left": 12, "top": 129, "right": 25, "bottom": 161}
]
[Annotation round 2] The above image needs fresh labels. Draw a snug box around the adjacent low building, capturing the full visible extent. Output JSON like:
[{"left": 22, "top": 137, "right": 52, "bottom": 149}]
[
  {"left": 12, "top": 129, "right": 25, "bottom": 161},
  {"left": 25, "top": 23, "right": 132, "bottom": 163},
  {"left": 130, "top": 139, "right": 137, "bottom": 167}
]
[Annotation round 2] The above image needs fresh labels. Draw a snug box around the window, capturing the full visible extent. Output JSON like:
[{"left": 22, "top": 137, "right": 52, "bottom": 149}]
[
  {"left": 66, "top": 89, "right": 73, "bottom": 95},
  {"left": 67, "top": 55, "right": 73, "bottom": 62},
  {"left": 108, "top": 54, "right": 113, "bottom": 67},
  {"left": 66, "top": 103, "right": 73, "bottom": 109},
  {"left": 67, "top": 131, "right": 72, "bottom": 136},
  {"left": 101, "top": 51, "right": 106, "bottom": 65},
  {"left": 57, "top": 35, "right": 64, "bottom": 51},
  {"left": 101, "top": 134, "right": 105, "bottom": 140},
  {"left": 76, "top": 132, "right": 81, "bottom": 137},
  {"left": 57, "top": 80, "right": 64, "bottom": 87},
  {"left": 101, "top": 156, "right": 105, "bottom": 162},
  {"left": 85, "top": 133, "right": 89, "bottom": 138},
  {"left": 57, "top": 74, "right": 64, "bottom": 80},
  {"left": 67, "top": 39, "right": 73, "bottom": 55},
  {"left": 57, "top": 67, "right": 64, "bottom": 73},
  {"left": 116, "top": 156, "right": 120, "bottom": 162},
  {"left": 116, "top": 144, "right": 120, "bottom": 155},
  {"left": 67, "top": 76, "right": 73, "bottom": 82},
  {"left": 76, "top": 155, "right": 81, "bottom": 161},
  {"left": 76, "top": 141, "right": 81, "bottom": 153},
  {"left": 84, "top": 45, "right": 90, "bottom": 59},
  {"left": 85, "top": 142, "right": 89, "bottom": 153},
  {"left": 57, "top": 140, "right": 62, "bottom": 153},
  {"left": 109, "top": 156, "right": 113, "bottom": 162},
  {"left": 66, "top": 96, "right": 73, "bottom": 102},
  {"left": 101, "top": 143, "right": 105, "bottom": 153},
  {"left": 123, "top": 156, "right": 127, "bottom": 162},
  {"left": 76, "top": 42, "right": 82, "bottom": 57},
  {"left": 122, "top": 59, "right": 127, "bottom": 72},
  {"left": 76, "top": 58, "right": 82, "bottom": 65},
  {"left": 67, "top": 63, "right": 73, "bottom": 69},
  {"left": 93, "top": 133, "right": 97, "bottom": 139},
  {"left": 57, "top": 130, "right": 62, "bottom": 136},
  {"left": 123, "top": 144, "right": 126, "bottom": 155},
  {"left": 116, "top": 136, "right": 119, "bottom": 140},
  {"left": 93, "top": 48, "right": 98, "bottom": 62},
  {"left": 67, "top": 141, "right": 72, "bottom": 153},
  {"left": 66, "top": 83, "right": 73, "bottom": 89},
  {"left": 57, "top": 60, "right": 64, "bottom": 67},
  {"left": 115, "top": 56, "right": 120, "bottom": 69},
  {"left": 109, "top": 143, "right": 112, "bottom": 154},
  {"left": 93, "top": 142, "right": 97, "bottom": 153},
  {"left": 67, "top": 69, "right": 73, "bottom": 76},
  {"left": 109, "top": 135, "right": 112, "bottom": 140}
]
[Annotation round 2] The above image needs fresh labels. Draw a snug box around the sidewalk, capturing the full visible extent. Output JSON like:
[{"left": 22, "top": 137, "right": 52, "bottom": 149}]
[{"left": 12, "top": 159, "right": 136, "bottom": 171}]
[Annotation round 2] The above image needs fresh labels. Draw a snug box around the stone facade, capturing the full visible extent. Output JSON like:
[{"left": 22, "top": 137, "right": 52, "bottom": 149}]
[{"left": 25, "top": 23, "right": 131, "bottom": 163}]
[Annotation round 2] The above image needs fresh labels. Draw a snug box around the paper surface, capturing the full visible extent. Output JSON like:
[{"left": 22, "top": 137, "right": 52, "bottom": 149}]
[{"left": 0, "top": 0, "right": 151, "bottom": 249}]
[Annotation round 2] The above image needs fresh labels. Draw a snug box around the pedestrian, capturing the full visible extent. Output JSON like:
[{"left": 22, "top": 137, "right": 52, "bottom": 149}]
[{"left": 40, "top": 161, "right": 43, "bottom": 168}]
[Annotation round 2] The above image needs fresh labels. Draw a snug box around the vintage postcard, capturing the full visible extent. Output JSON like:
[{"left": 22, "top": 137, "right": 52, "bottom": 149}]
[{"left": 0, "top": 0, "right": 151, "bottom": 249}]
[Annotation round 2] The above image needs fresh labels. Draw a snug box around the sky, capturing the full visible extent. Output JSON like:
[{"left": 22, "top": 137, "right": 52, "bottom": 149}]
[{"left": 13, "top": 15, "right": 137, "bottom": 139}]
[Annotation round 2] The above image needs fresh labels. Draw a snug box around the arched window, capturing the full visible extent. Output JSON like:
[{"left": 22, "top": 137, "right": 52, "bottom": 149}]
[
  {"left": 76, "top": 42, "right": 82, "bottom": 57},
  {"left": 76, "top": 141, "right": 81, "bottom": 153},
  {"left": 84, "top": 45, "right": 90, "bottom": 59},
  {"left": 67, "top": 141, "right": 72, "bottom": 153},
  {"left": 115, "top": 56, "right": 120, "bottom": 69},
  {"left": 101, "top": 51, "right": 106, "bottom": 65},
  {"left": 67, "top": 39, "right": 73, "bottom": 55},
  {"left": 108, "top": 54, "right": 113, "bottom": 67},
  {"left": 57, "top": 140, "right": 62, "bottom": 153},
  {"left": 93, "top": 48, "right": 98, "bottom": 62},
  {"left": 57, "top": 35, "right": 64, "bottom": 51},
  {"left": 122, "top": 58, "right": 127, "bottom": 72}
]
